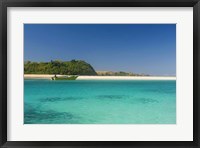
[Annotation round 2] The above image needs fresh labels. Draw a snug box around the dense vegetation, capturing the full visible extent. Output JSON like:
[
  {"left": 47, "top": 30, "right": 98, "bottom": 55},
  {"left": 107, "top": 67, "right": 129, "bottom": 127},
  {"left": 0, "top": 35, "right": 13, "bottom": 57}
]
[
  {"left": 24, "top": 60, "right": 97, "bottom": 75},
  {"left": 25, "top": 60, "right": 149, "bottom": 76}
]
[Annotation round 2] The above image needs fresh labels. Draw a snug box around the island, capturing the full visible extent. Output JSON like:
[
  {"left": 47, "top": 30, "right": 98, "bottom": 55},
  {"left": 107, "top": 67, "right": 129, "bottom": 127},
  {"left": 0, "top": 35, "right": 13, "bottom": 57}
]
[{"left": 24, "top": 60, "right": 176, "bottom": 80}]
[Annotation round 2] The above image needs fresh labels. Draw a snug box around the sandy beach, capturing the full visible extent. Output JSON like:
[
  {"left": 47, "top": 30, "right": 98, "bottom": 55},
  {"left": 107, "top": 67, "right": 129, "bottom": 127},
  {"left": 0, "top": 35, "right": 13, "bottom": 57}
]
[{"left": 24, "top": 74, "right": 176, "bottom": 80}]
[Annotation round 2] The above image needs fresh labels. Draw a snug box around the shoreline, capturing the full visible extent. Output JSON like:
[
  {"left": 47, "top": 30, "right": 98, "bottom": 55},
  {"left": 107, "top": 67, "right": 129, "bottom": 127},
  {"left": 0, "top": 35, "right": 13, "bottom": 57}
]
[{"left": 24, "top": 74, "right": 176, "bottom": 80}]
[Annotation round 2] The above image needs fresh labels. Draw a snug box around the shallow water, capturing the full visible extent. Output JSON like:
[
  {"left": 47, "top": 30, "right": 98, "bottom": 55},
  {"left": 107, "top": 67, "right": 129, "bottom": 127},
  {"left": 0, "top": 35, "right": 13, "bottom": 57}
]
[{"left": 24, "top": 80, "right": 176, "bottom": 124}]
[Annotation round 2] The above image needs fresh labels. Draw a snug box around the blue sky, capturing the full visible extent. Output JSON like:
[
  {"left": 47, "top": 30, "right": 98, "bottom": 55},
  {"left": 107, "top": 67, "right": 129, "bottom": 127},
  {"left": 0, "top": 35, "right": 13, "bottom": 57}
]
[{"left": 24, "top": 24, "right": 176, "bottom": 76}]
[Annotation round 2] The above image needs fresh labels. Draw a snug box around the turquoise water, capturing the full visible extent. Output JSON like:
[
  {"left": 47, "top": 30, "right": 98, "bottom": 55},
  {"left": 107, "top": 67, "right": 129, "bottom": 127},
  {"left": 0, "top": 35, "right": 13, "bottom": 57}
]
[{"left": 24, "top": 80, "right": 176, "bottom": 124}]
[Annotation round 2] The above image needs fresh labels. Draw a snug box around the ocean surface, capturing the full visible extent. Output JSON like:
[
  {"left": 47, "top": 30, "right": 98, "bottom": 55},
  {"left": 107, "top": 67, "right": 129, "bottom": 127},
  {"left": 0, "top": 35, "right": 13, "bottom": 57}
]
[{"left": 24, "top": 79, "right": 176, "bottom": 124}]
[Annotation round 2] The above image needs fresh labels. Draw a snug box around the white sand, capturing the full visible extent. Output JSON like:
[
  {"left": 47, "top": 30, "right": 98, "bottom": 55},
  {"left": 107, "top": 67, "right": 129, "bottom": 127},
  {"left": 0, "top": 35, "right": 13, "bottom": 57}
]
[
  {"left": 77, "top": 76, "right": 176, "bottom": 80},
  {"left": 24, "top": 74, "right": 64, "bottom": 79},
  {"left": 24, "top": 74, "right": 176, "bottom": 80}
]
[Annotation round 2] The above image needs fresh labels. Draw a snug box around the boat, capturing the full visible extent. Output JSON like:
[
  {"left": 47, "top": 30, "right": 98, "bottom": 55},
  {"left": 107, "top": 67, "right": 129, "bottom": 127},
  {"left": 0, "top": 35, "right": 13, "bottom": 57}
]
[{"left": 50, "top": 75, "right": 78, "bottom": 80}]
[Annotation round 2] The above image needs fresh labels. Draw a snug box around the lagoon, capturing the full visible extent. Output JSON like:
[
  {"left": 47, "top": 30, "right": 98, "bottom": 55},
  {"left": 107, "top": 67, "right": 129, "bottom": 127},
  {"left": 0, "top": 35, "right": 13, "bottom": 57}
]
[{"left": 24, "top": 79, "right": 176, "bottom": 124}]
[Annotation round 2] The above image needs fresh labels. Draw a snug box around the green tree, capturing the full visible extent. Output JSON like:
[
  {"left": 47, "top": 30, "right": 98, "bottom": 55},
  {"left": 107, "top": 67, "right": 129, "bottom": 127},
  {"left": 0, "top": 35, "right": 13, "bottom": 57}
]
[{"left": 24, "top": 60, "right": 97, "bottom": 75}]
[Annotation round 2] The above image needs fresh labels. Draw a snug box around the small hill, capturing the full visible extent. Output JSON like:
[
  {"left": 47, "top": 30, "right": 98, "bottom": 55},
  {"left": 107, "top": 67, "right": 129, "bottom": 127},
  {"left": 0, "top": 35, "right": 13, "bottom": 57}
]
[
  {"left": 96, "top": 71, "right": 149, "bottom": 76},
  {"left": 24, "top": 60, "right": 97, "bottom": 75}
]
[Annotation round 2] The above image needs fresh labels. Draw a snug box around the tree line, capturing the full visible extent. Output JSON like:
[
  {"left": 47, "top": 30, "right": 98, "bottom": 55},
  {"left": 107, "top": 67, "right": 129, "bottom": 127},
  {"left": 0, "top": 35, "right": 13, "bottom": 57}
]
[
  {"left": 24, "top": 60, "right": 97, "bottom": 75},
  {"left": 24, "top": 59, "right": 149, "bottom": 76}
]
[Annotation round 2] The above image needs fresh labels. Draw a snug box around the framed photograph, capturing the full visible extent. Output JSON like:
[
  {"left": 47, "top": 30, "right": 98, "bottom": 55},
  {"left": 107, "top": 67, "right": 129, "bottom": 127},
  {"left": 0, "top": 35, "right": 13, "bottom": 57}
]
[{"left": 0, "top": 0, "right": 199, "bottom": 147}]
